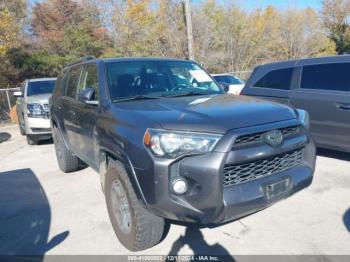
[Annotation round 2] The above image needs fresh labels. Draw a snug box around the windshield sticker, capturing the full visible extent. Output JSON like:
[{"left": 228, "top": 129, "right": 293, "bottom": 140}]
[{"left": 189, "top": 70, "right": 212, "bottom": 82}]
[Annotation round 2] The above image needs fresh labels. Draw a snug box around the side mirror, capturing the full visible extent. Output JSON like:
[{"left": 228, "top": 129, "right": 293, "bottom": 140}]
[
  {"left": 13, "top": 91, "right": 23, "bottom": 97},
  {"left": 78, "top": 87, "right": 98, "bottom": 105}
]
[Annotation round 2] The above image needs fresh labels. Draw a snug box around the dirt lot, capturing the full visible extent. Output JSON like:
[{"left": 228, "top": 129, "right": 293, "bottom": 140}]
[{"left": 0, "top": 124, "right": 350, "bottom": 257}]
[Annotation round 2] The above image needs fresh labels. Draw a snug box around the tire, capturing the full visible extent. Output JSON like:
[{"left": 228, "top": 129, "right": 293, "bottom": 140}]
[
  {"left": 105, "top": 161, "right": 166, "bottom": 251},
  {"left": 18, "top": 118, "right": 26, "bottom": 136},
  {"left": 52, "top": 126, "right": 85, "bottom": 172},
  {"left": 26, "top": 135, "right": 37, "bottom": 145}
]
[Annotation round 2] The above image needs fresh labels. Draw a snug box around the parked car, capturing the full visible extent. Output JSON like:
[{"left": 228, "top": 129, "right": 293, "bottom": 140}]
[
  {"left": 50, "top": 57, "right": 315, "bottom": 251},
  {"left": 14, "top": 78, "right": 56, "bottom": 145},
  {"left": 241, "top": 55, "right": 350, "bottom": 153},
  {"left": 212, "top": 73, "right": 245, "bottom": 95}
]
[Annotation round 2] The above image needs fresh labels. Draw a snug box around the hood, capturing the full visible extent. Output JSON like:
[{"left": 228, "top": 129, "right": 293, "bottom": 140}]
[
  {"left": 113, "top": 94, "right": 297, "bottom": 134},
  {"left": 25, "top": 93, "right": 51, "bottom": 104}
]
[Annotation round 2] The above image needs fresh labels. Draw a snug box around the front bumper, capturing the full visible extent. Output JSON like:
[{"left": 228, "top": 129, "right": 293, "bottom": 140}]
[
  {"left": 136, "top": 119, "right": 316, "bottom": 225},
  {"left": 25, "top": 116, "right": 52, "bottom": 135}
]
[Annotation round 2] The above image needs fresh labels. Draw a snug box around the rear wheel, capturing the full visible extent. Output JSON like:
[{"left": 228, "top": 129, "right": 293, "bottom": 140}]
[
  {"left": 105, "top": 161, "right": 166, "bottom": 251},
  {"left": 52, "top": 126, "right": 85, "bottom": 172},
  {"left": 17, "top": 111, "right": 26, "bottom": 136}
]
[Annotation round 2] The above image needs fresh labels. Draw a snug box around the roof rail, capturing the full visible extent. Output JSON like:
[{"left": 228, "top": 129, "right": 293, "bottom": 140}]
[{"left": 67, "top": 56, "right": 96, "bottom": 67}]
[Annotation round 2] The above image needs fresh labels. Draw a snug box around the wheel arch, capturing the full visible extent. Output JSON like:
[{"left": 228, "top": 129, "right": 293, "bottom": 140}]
[
  {"left": 99, "top": 148, "right": 147, "bottom": 206},
  {"left": 51, "top": 115, "right": 70, "bottom": 150}
]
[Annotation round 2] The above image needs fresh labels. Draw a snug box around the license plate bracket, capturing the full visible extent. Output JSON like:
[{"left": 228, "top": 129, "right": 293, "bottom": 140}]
[{"left": 264, "top": 177, "right": 291, "bottom": 199}]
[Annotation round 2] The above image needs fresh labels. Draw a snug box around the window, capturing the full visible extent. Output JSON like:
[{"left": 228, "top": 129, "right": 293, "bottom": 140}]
[
  {"left": 106, "top": 61, "right": 221, "bottom": 100},
  {"left": 213, "top": 75, "right": 244, "bottom": 85},
  {"left": 27, "top": 80, "right": 56, "bottom": 96},
  {"left": 301, "top": 63, "right": 350, "bottom": 92},
  {"left": 253, "top": 68, "right": 293, "bottom": 90},
  {"left": 53, "top": 71, "right": 67, "bottom": 96},
  {"left": 78, "top": 64, "right": 99, "bottom": 100},
  {"left": 66, "top": 66, "right": 81, "bottom": 98}
]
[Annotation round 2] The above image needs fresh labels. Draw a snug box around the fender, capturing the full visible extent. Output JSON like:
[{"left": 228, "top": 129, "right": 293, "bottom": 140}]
[{"left": 99, "top": 146, "right": 147, "bottom": 206}]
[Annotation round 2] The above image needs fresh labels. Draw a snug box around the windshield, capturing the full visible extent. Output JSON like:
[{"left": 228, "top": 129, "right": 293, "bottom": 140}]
[
  {"left": 27, "top": 80, "right": 56, "bottom": 96},
  {"left": 213, "top": 75, "right": 244, "bottom": 85},
  {"left": 106, "top": 61, "right": 223, "bottom": 100}
]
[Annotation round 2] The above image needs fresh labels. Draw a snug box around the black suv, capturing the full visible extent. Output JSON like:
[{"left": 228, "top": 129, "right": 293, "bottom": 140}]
[{"left": 50, "top": 57, "right": 316, "bottom": 251}]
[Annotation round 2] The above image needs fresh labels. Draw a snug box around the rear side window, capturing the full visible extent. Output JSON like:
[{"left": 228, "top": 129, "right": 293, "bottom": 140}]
[
  {"left": 53, "top": 71, "right": 67, "bottom": 96},
  {"left": 66, "top": 66, "right": 82, "bottom": 98},
  {"left": 301, "top": 63, "right": 350, "bottom": 92},
  {"left": 253, "top": 67, "right": 293, "bottom": 90}
]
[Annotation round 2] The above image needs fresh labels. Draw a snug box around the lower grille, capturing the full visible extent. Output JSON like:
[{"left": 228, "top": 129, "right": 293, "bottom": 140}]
[
  {"left": 31, "top": 128, "right": 51, "bottom": 133},
  {"left": 223, "top": 149, "right": 303, "bottom": 187}
]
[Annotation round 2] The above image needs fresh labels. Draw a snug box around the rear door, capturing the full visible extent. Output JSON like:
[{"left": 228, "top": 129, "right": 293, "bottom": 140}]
[
  {"left": 290, "top": 62, "right": 350, "bottom": 151},
  {"left": 242, "top": 66, "right": 295, "bottom": 105},
  {"left": 60, "top": 65, "right": 82, "bottom": 153}
]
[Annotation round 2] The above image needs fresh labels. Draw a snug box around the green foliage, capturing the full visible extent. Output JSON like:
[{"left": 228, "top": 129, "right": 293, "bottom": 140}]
[{"left": 321, "top": 0, "right": 350, "bottom": 54}]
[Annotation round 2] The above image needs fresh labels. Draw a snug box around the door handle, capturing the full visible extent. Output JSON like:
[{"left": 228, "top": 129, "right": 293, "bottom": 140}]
[{"left": 335, "top": 103, "right": 350, "bottom": 110}]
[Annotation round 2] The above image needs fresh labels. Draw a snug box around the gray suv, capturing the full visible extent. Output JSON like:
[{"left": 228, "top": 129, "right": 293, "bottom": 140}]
[
  {"left": 242, "top": 55, "right": 350, "bottom": 153},
  {"left": 14, "top": 78, "right": 56, "bottom": 145},
  {"left": 50, "top": 57, "right": 315, "bottom": 251}
]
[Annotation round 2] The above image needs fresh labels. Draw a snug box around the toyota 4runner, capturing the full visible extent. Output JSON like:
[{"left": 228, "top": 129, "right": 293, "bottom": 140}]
[{"left": 50, "top": 57, "right": 316, "bottom": 251}]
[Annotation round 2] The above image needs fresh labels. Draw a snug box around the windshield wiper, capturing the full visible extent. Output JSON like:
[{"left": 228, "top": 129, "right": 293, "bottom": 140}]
[
  {"left": 112, "top": 95, "right": 161, "bottom": 103},
  {"left": 162, "top": 91, "right": 207, "bottom": 98}
]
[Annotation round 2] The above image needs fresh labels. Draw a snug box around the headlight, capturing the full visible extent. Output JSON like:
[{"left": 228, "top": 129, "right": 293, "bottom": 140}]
[
  {"left": 27, "top": 103, "right": 44, "bottom": 116},
  {"left": 144, "top": 129, "right": 222, "bottom": 158},
  {"left": 296, "top": 109, "right": 310, "bottom": 130}
]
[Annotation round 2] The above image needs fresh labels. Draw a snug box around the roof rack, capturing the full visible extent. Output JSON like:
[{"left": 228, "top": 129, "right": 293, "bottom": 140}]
[{"left": 67, "top": 56, "right": 96, "bottom": 67}]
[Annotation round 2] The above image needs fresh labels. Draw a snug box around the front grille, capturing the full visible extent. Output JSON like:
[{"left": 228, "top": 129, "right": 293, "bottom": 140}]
[
  {"left": 223, "top": 149, "right": 303, "bottom": 187},
  {"left": 234, "top": 126, "right": 299, "bottom": 146}
]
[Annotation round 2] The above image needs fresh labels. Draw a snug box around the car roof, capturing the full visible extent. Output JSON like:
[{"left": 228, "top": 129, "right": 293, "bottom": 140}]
[
  {"left": 66, "top": 57, "right": 194, "bottom": 69},
  {"left": 212, "top": 73, "right": 230, "bottom": 76},
  {"left": 257, "top": 55, "right": 350, "bottom": 69},
  {"left": 211, "top": 73, "right": 240, "bottom": 77},
  {"left": 29, "top": 77, "right": 57, "bottom": 82},
  {"left": 101, "top": 57, "right": 192, "bottom": 63}
]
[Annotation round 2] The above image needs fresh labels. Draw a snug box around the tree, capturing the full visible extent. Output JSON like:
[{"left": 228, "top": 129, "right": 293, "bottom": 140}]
[
  {"left": 31, "top": 0, "right": 110, "bottom": 72},
  {"left": 0, "top": 8, "right": 16, "bottom": 56},
  {"left": 322, "top": 0, "right": 350, "bottom": 54},
  {"left": 106, "top": 0, "right": 186, "bottom": 57},
  {"left": 276, "top": 7, "right": 336, "bottom": 59}
]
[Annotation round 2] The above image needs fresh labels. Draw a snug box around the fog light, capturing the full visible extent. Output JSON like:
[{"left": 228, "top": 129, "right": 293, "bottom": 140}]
[{"left": 171, "top": 177, "right": 188, "bottom": 195}]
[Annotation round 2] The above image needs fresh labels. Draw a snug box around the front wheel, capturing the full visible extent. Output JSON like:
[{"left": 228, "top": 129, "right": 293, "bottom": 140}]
[
  {"left": 17, "top": 112, "right": 26, "bottom": 136},
  {"left": 105, "top": 161, "right": 166, "bottom": 251},
  {"left": 26, "top": 135, "right": 37, "bottom": 145},
  {"left": 18, "top": 119, "right": 26, "bottom": 135}
]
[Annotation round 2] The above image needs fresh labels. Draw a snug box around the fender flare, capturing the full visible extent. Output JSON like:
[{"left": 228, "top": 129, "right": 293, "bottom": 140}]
[
  {"left": 50, "top": 115, "right": 70, "bottom": 150},
  {"left": 99, "top": 147, "right": 147, "bottom": 206}
]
